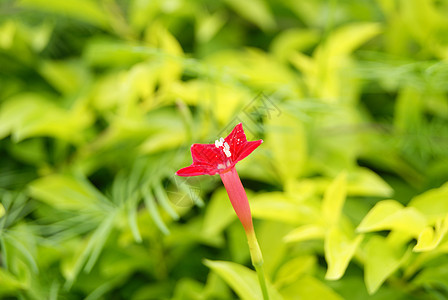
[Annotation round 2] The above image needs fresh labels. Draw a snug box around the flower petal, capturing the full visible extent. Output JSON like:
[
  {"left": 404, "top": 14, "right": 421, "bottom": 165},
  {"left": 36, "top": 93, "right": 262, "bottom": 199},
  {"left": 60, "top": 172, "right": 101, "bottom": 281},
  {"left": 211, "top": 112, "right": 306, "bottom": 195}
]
[
  {"left": 224, "top": 123, "right": 247, "bottom": 160},
  {"left": 235, "top": 139, "right": 263, "bottom": 162},
  {"left": 191, "top": 143, "right": 226, "bottom": 166},
  {"left": 176, "top": 164, "right": 218, "bottom": 176}
]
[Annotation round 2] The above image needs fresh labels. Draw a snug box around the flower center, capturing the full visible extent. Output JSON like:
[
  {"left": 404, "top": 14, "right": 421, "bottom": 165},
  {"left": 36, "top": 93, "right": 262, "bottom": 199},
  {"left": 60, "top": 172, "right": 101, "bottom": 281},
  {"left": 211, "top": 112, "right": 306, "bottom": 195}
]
[{"left": 215, "top": 137, "right": 232, "bottom": 158}]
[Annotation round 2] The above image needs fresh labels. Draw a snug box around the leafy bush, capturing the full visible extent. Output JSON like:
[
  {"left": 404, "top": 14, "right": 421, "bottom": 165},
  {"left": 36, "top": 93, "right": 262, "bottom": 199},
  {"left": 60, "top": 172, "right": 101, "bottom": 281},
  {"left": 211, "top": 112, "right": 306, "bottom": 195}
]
[{"left": 1, "top": 0, "right": 448, "bottom": 299}]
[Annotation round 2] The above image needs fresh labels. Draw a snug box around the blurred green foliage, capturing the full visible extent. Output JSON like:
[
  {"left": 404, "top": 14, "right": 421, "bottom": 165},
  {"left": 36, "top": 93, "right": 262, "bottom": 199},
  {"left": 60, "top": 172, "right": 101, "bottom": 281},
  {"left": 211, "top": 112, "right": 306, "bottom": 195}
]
[{"left": 1, "top": 0, "right": 448, "bottom": 299}]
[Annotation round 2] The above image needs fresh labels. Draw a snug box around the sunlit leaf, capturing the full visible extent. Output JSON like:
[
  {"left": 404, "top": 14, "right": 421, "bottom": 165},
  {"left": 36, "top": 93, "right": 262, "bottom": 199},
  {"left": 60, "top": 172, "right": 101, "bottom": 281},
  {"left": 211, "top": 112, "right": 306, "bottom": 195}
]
[
  {"left": 0, "top": 203, "right": 4, "bottom": 218},
  {"left": 142, "top": 188, "right": 170, "bottom": 235},
  {"left": 18, "top": 0, "right": 109, "bottom": 28},
  {"left": 320, "top": 23, "right": 382, "bottom": 57},
  {"left": 322, "top": 172, "right": 347, "bottom": 226},
  {"left": 266, "top": 113, "right": 307, "bottom": 182},
  {"left": 274, "top": 255, "right": 316, "bottom": 288},
  {"left": 196, "top": 11, "right": 227, "bottom": 43},
  {"left": 270, "top": 29, "right": 320, "bottom": 62},
  {"left": 346, "top": 168, "right": 394, "bottom": 197},
  {"left": 357, "top": 200, "right": 427, "bottom": 236},
  {"left": 251, "top": 192, "right": 318, "bottom": 224},
  {"left": 223, "top": 0, "right": 275, "bottom": 31},
  {"left": 414, "top": 214, "right": 448, "bottom": 252},
  {"left": 38, "top": 60, "right": 90, "bottom": 95},
  {"left": 204, "top": 259, "right": 283, "bottom": 300},
  {"left": 0, "top": 268, "right": 23, "bottom": 295},
  {"left": 28, "top": 174, "right": 109, "bottom": 211},
  {"left": 364, "top": 236, "right": 408, "bottom": 294},
  {"left": 202, "top": 188, "right": 235, "bottom": 237},
  {"left": 409, "top": 182, "right": 448, "bottom": 222},
  {"left": 0, "top": 94, "right": 92, "bottom": 142},
  {"left": 324, "top": 228, "right": 363, "bottom": 280},
  {"left": 280, "top": 275, "right": 343, "bottom": 300},
  {"left": 283, "top": 224, "right": 325, "bottom": 243}
]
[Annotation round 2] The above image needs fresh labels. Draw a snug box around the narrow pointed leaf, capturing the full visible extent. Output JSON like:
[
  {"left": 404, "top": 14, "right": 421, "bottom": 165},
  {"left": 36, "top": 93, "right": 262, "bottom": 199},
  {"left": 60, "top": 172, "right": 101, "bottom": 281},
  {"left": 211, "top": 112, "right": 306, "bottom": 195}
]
[
  {"left": 322, "top": 172, "right": 347, "bottom": 226},
  {"left": 204, "top": 259, "right": 283, "bottom": 300},
  {"left": 324, "top": 228, "right": 363, "bottom": 280}
]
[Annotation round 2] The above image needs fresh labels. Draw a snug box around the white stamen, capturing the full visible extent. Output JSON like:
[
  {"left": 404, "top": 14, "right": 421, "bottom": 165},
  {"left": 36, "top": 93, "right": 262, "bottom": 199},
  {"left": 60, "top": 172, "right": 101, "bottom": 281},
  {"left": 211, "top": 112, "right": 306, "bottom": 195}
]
[
  {"left": 215, "top": 137, "right": 232, "bottom": 158},
  {"left": 223, "top": 148, "right": 231, "bottom": 157},
  {"left": 215, "top": 139, "right": 223, "bottom": 148}
]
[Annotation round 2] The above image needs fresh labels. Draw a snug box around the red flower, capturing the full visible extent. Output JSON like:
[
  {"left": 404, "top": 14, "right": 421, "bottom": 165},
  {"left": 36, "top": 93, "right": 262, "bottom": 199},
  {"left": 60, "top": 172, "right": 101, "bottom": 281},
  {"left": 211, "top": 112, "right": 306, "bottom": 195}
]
[
  {"left": 176, "top": 123, "right": 263, "bottom": 177},
  {"left": 175, "top": 123, "right": 268, "bottom": 299}
]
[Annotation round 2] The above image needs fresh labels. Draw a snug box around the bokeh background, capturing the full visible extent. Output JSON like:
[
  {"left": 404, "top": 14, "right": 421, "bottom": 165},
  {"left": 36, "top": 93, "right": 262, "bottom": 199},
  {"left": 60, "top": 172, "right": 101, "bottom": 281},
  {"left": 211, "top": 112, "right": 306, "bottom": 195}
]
[{"left": 1, "top": 0, "right": 448, "bottom": 299}]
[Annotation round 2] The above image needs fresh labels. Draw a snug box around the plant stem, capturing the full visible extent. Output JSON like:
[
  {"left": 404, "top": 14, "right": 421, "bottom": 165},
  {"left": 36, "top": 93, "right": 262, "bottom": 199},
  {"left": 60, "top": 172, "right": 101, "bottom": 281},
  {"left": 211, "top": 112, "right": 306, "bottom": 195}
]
[
  {"left": 220, "top": 167, "right": 269, "bottom": 299},
  {"left": 246, "top": 229, "right": 269, "bottom": 300},
  {"left": 255, "top": 264, "right": 269, "bottom": 300}
]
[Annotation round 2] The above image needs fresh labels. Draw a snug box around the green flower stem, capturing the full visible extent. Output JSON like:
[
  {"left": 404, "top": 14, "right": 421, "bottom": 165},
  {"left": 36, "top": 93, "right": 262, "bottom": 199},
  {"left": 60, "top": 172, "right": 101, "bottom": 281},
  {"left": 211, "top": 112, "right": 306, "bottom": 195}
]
[
  {"left": 246, "top": 229, "right": 269, "bottom": 300},
  {"left": 255, "top": 264, "right": 269, "bottom": 300}
]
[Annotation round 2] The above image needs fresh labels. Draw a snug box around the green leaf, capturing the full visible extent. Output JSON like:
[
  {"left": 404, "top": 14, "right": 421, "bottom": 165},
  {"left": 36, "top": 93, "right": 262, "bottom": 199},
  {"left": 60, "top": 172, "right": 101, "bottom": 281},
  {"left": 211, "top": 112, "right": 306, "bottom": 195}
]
[
  {"left": 0, "top": 93, "right": 92, "bottom": 142},
  {"left": 223, "top": 0, "right": 275, "bottom": 31},
  {"left": 394, "top": 86, "right": 423, "bottom": 132},
  {"left": 18, "top": 0, "right": 109, "bottom": 29},
  {"left": 153, "top": 181, "right": 179, "bottom": 220},
  {"left": 270, "top": 29, "right": 320, "bottom": 62},
  {"left": 204, "top": 259, "right": 283, "bottom": 300},
  {"left": 409, "top": 182, "right": 448, "bottom": 222},
  {"left": 320, "top": 22, "right": 382, "bottom": 57},
  {"left": 266, "top": 114, "right": 307, "bottom": 182},
  {"left": 28, "top": 174, "right": 108, "bottom": 211},
  {"left": 202, "top": 188, "right": 235, "bottom": 237},
  {"left": 414, "top": 214, "right": 448, "bottom": 252},
  {"left": 322, "top": 172, "right": 347, "bottom": 226},
  {"left": 142, "top": 188, "right": 170, "bottom": 235},
  {"left": 346, "top": 168, "right": 394, "bottom": 198},
  {"left": 196, "top": 11, "right": 227, "bottom": 43},
  {"left": 274, "top": 255, "right": 316, "bottom": 288},
  {"left": 280, "top": 275, "right": 343, "bottom": 300},
  {"left": 283, "top": 224, "right": 325, "bottom": 243},
  {"left": 250, "top": 192, "right": 318, "bottom": 224},
  {"left": 127, "top": 195, "right": 142, "bottom": 243},
  {"left": 0, "top": 203, "right": 4, "bottom": 218},
  {"left": 413, "top": 263, "right": 448, "bottom": 289},
  {"left": 324, "top": 228, "right": 363, "bottom": 280},
  {"left": 63, "top": 212, "right": 116, "bottom": 289},
  {"left": 38, "top": 60, "right": 90, "bottom": 95},
  {"left": 357, "top": 200, "right": 427, "bottom": 236},
  {"left": 364, "top": 236, "right": 408, "bottom": 294},
  {"left": 0, "top": 268, "right": 24, "bottom": 295}
]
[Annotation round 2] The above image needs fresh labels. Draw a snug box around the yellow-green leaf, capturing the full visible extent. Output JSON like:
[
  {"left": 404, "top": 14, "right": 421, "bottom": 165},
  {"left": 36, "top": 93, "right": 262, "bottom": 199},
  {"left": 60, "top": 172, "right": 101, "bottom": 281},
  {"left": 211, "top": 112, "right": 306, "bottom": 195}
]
[
  {"left": 280, "top": 275, "right": 343, "bottom": 300},
  {"left": 202, "top": 189, "right": 235, "bottom": 237},
  {"left": 414, "top": 214, "right": 448, "bottom": 252},
  {"left": 274, "top": 255, "right": 316, "bottom": 288},
  {"left": 0, "top": 203, "right": 5, "bottom": 218},
  {"left": 322, "top": 172, "right": 347, "bottom": 226},
  {"left": 324, "top": 228, "right": 363, "bottom": 280},
  {"left": 0, "top": 93, "right": 92, "bottom": 143},
  {"left": 364, "top": 236, "right": 408, "bottom": 294},
  {"left": 346, "top": 168, "right": 393, "bottom": 197},
  {"left": 357, "top": 200, "right": 427, "bottom": 236},
  {"left": 18, "top": 0, "right": 109, "bottom": 29},
  {"left": 321, "top": 22, "right": 382, "bottom": 57},
  {"left": 223, "top": 0, "right": 275, "bottom": 31},
  {"left": 283, "top": 224, "right": 325, "bottom": 243},
  {"left": 266, "top": 113, "right": 307, "bottom": 183},
  {"left": 409, "top": 182, "right": 448, "bottom": 222},
  {"left": 251, "top": 192, "right": 317, "bottom": 224},
  {"left": 204, "top": 259, "right": 283, "bottom": 300},
  {"left": 28, "top": 174, "right": 106, "bottom": 211}
]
